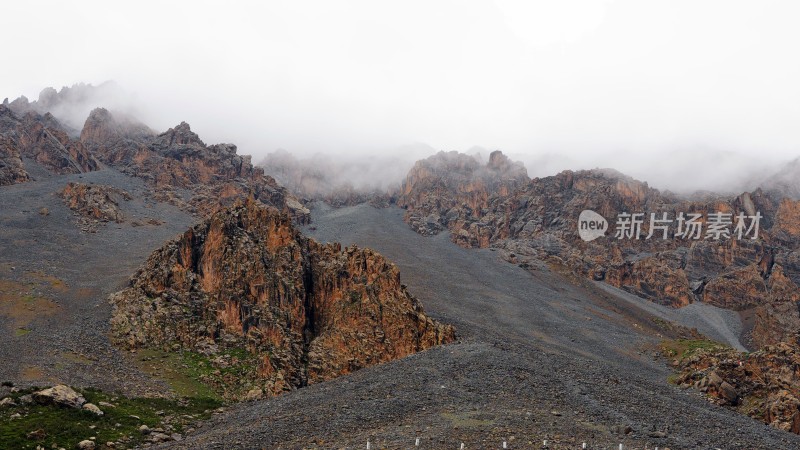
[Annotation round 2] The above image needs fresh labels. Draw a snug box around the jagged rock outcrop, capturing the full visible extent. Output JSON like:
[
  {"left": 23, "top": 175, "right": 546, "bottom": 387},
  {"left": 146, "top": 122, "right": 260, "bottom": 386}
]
[
  {"left": 110, "top": 200, "right": 454, "bottom": 399},
  {"left": 397, "top": 150, "right": 528, "bottom": 239},
  {"left": 675, "top": 337, "right": 800, "bottom": 434},
  {"left": 80, "top": 108, "right": 310, "bottom": 222},
  {"left": 0, "top": 104, "right": 99, "bottom": 179},
  {"left": 60, "top": 182, "right": 131, "bottom": 223},
  {"left": 398, "top": 153, "right": 800, "bottom": 347}
]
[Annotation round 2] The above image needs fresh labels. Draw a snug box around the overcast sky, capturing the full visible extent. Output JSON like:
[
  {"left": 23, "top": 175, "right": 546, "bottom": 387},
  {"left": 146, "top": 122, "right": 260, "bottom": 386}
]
[{"left": 3, "top": 0, "right": 799, "bottom": 192}]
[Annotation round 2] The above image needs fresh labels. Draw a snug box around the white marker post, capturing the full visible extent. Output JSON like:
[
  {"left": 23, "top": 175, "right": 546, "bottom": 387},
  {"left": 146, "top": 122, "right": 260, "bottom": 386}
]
[
  {"left": 366, "top": 440, "right": 370, "bottom": 450},
  {"left": 503, "top": 441, "right": 507, "bottom": 449},
  {"left": 415, "top": 437, "right": 420, "bottom": 446},
  {"left": 460, "top": 443, "right": 465, "bottom": 450},
  {"left": 582, "top": 444, "right": 586, "bottom": 449}
]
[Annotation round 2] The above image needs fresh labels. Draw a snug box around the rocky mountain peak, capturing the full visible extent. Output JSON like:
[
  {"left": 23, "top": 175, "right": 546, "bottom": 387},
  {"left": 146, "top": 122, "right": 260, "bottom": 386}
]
[{"left": 158, "top": 121, "right": 205, "bottom": 148}]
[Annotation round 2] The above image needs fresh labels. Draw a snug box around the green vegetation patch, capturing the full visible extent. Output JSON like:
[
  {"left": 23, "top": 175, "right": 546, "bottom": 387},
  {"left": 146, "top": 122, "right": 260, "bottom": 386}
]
[
  {"left": 0, "top": 387, "right": 221, "bottom": 449},
  {"left": 660, "top": 338, "right": 727, "bottom": 362},
  {"left": 134, "top": 347, "right": 261, "bottom": 401}
]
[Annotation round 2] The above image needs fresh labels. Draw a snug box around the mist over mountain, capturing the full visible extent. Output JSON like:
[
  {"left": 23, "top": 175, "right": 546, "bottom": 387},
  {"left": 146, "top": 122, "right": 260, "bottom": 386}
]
[{"left": 4, "top": 82, "right": 141, "bottom": 134}]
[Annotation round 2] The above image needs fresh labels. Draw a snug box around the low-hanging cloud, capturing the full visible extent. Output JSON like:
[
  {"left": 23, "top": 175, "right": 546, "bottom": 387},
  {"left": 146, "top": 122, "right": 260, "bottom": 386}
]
[{"left": 3, "top": 0, "right": 799, "bottom": 195}]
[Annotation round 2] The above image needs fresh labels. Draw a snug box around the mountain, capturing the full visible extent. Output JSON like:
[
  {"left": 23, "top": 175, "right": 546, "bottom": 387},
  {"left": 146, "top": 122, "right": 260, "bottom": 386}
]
[
  {"left": 395, "top": 150, "right": 800, "bottom": 432},
  {"left": 110, "top": 199, "right": 454, "bottom": 400}
]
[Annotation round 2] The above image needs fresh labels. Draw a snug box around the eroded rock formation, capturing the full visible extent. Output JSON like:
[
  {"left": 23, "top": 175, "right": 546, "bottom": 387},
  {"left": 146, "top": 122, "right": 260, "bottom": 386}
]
[
  {"left": 396, "top": 150, "right": 528, "bottom": 240},
  {"left": 80, "top": 108, "right": 310, "bottom": 222},
  {"left": 110, "top": 200, "right": 454, "bottom": 399},
  {"left": 0, "top": 104, "right": 99, "bottom": 180}
]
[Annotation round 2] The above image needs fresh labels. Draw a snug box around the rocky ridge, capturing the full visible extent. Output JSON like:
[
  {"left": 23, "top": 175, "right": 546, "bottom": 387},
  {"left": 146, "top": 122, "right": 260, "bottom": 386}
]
[
  {"left": 0, "top": 104, "right": 99, "bottom": 183},
  {"left": 397, "top": 152, "right": 800, "bottom": 350},
  {"left": 80, "top": 108, "right": 310, "bottom": 222},
  {"left": 110, "top": 199, "right": 454, "bottom": 400}
]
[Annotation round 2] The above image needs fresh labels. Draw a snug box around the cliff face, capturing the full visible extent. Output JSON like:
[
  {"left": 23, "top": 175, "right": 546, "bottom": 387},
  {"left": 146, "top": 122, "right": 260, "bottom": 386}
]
[
  {"left": 79, "top": 108, "right": 310, "bottom": 222},
  {"left": 0, "top": 105, "right": 99, "bottom": 182},
  {"left": 398, "top": 153, "right": 800, "bottom": 348},
  {"left": 110, "top": 200, "right": 454, "bottom": 399}
]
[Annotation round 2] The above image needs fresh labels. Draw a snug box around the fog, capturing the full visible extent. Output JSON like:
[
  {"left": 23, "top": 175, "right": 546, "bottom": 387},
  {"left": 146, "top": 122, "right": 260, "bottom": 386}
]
[{"left": 3, "top": 0, "right": 799, "bottom": 194}]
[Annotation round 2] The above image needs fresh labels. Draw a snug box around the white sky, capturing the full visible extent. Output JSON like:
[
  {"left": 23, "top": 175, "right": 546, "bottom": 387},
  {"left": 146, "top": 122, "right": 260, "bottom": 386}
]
[{"left": 2, "top": 0, "right": 799, "bottom": 192}]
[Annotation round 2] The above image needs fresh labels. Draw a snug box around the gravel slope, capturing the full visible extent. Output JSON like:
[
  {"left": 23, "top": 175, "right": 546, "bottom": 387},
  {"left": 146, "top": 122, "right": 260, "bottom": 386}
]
[
  {"left": 168, "top": 203, "right": 799, "bottom": 449},
  {"left": 0, "top": 162, "right": 196, "bottom": 395}
]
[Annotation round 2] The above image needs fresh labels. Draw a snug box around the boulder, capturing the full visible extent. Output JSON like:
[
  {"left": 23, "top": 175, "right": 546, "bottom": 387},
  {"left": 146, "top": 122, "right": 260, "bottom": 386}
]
[
  {"left": 77, "top": 440, "right": 96, "bottom": 450},
  {"left": 82, "top": 403, "right": 104, "bottom": 416},
  {"left": 32, "top": 385, "right": 86, "bottom": 409}
]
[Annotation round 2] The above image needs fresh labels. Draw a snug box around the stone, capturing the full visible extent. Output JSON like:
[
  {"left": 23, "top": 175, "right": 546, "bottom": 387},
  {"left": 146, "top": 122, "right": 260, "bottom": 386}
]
[
  {"left": 82, "top": 403, "right": 104, "bottom": 416},
  {"left": 77, "top": 440, "right": 95, "bottom": 450},
  {"left": 719, "top": 381, "right": 739, "bottom": 405},
  {"left": 244, "top": 389, "right": 263, "bottom": 402},
  {"left": 139, "top": 425, "right": 151, "bottom": 435},
  {"left": 32, "top": 385, "right": 86, "bottom": 409},
  {"left": 0, "top": 397, "right": 15, "bottom": 407},
  {"left": 707, "top": 371, "right": 723, "bottom": 387},
  {"left": 26, "top": 428, "right": 46, "bottom": 440},
  {"left": 148, "top": 432, "right": 173, "bottom": 443}
]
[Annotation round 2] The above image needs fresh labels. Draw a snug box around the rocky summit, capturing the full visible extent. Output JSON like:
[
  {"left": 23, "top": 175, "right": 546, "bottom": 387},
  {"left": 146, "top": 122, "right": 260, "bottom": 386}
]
[{"left": 110, "top": 199, "right": 454, "bottom": 400}]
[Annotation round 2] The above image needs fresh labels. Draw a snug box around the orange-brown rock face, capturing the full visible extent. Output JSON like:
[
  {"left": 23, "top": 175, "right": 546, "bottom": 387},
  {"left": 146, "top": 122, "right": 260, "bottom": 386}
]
[
  {"left": 79, "top": 109, "right": 310, "bottom": 223},
  {"left": 775, "top": 199, "right": 800, "bottom": 239},
  {"left": 676, "top": 338, "right": 800, "bottom": 434},
  {"left": 398, "top": 152, "right": 800, "bottom": 346},
  {"left": 110, "top": 200, "right": 454, "bottom": 399},
  {"left": 397, "top": 150, "right": 528, "bottom": 238}
]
